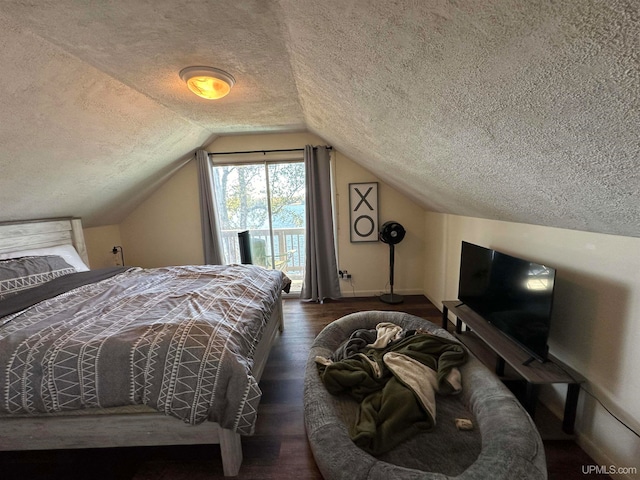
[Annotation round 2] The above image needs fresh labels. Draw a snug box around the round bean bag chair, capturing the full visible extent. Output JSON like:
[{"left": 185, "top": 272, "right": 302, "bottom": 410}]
[{"left": 304, "top": 311, "right": 547, "bottom": 480}]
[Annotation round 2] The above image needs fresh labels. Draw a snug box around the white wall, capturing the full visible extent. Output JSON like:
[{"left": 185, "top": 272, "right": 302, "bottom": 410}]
[
  {"left": 212, "top": 133, "right": 426, "bottom": 297},
  {"left": 423, "top": 211, "right": 640, "bottom": 476},
  {"left": 118, "top": 131, "right": 426, "bottom": 297},
  {"left": 334, "top": 151, "right": 425, "bottom": 296},
  {"left": 83, "top": 224, "right": 122, "bottom": 268},
  {"left": 120, "top": 160, "right": 203, "bottom": 268}
]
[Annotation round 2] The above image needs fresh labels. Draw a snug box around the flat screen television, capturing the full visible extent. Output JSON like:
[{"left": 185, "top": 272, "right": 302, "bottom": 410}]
[{"left": 458, "top": 241, "right": 556, "bottom": 362}]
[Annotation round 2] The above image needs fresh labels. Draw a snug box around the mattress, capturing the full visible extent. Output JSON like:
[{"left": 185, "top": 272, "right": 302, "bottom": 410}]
[{"left": 0, "top": 264, "right": 290, "bottom": 435}]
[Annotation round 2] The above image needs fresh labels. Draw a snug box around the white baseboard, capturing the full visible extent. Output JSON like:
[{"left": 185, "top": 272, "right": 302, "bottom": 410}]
[
  {"left": 574, "top": 431, "right": 636, "bottom": 480},
  {"left": 339, "top": 288, "right": 425, "bottom": 297},
  {"left": 538, "top": 387, "right": 638, "bottom": 480}
]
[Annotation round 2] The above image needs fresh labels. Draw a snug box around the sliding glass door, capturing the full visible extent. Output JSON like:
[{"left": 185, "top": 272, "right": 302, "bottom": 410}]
[{"left": 212, "top": 161, "right": 306, "bottom": 293}]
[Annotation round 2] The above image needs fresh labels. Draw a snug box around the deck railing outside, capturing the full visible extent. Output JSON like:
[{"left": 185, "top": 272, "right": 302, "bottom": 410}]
[{"left": 220, "top": 228, "right": 305, "bottom": 283}]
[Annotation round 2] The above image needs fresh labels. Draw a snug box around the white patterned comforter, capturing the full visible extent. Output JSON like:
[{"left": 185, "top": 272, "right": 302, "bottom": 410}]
[{"left": 0, "top": 264, "right": 289, "bottom": 435}]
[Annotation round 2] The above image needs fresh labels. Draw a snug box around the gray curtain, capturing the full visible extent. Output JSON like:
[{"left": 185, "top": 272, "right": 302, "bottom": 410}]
[
  {"left": 196, "top": 149, "right": 223, "bottom": 265},
  {"left": 301, "top": 146, "right": 341, "bottom": 302}
]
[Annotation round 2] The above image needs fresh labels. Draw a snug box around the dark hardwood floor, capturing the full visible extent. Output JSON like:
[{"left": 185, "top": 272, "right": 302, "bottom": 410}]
[{"left": 0, "top": 296, "right": 608, "bottom": 479}]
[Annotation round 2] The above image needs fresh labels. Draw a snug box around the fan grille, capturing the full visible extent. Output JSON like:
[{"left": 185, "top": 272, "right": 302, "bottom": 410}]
[{"left": 379, "top": 221, "right": 406, "bottom": 245}]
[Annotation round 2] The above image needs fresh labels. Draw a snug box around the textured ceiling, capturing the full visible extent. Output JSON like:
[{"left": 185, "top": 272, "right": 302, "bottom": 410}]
[{"left": 0, "top": 0, "right": 637, "bottom": 235}]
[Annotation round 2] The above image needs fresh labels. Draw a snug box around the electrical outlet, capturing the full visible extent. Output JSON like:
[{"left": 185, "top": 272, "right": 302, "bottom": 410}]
[{"left": 339, "top": 269, "right": 351, "bottom": 280}]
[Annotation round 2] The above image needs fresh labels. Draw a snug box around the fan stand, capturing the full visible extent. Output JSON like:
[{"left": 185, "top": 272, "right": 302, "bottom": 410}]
[{"left": 380, "top": 243, "right": 404, "bottom": 304}]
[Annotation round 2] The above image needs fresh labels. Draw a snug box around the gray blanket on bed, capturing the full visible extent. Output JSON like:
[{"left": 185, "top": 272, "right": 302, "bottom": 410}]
[{"left": 0, "top": 264, "right": 289, "bottom": 435}]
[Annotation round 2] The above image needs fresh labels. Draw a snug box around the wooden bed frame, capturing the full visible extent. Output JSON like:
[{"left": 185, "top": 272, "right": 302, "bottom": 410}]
[{"left": 0, "top": 218, "right": 284, "bottom": 476}]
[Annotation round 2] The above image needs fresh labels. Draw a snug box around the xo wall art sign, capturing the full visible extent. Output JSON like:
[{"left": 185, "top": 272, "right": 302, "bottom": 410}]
[{"left": 349, "top": 182, "right": 379, "bottom": 243}]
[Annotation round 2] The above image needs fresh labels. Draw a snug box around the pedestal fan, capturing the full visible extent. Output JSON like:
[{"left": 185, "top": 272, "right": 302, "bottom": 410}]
[{"left": 379, "top": 221, "right": 406, "bottom": 304}]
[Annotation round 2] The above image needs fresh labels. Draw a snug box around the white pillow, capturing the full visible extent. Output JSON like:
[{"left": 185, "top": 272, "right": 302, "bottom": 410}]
[{"left": 0, "top": 244, "right": 90, "bottom": 272}]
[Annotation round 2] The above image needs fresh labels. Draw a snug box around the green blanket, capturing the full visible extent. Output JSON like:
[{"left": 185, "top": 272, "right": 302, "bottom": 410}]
[{"left": 318, "top": 331, "right": 467, "bottom": 455}]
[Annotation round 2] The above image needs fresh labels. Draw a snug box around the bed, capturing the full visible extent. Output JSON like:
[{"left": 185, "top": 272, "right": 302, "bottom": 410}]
[
  {"left": 0, "top": 218, "right": 289, "bottom": 476},
  {"left": 305, "top": 311, "right": 547, "bottom": 479}
]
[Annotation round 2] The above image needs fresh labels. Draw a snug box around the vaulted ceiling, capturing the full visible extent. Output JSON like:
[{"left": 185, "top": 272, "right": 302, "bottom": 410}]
[{"left": 0, "top": 0, "right": 637, "bottom": 236}]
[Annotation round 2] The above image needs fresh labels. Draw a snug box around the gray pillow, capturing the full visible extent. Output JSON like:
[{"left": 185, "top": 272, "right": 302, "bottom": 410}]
[{"left": 0, "top": 255, "right": 76, "bottom": 301}]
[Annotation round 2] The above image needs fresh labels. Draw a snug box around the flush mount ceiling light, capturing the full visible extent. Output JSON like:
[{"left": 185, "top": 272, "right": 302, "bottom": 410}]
[{"left": 179, "top": 66, "right": 235, "bottom": 100}]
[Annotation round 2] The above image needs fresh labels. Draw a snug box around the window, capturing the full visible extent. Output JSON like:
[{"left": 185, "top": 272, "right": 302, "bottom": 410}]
[{"left": 213, "top": 161, "right": 306, "bottom": 293}]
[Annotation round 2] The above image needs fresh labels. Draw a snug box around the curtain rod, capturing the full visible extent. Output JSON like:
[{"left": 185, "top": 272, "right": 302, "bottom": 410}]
[{"left": 207, "top": 146, "right": 332, "bottom": 156}]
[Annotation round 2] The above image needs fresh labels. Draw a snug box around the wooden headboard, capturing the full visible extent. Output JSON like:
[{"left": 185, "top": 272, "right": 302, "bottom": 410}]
[{"left": 0, "top": 218, "right": 88, "bottom": 265}]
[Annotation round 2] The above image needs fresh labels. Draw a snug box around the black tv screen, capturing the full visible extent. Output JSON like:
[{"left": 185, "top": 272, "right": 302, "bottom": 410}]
[{"left": 458, "top": 241, "right": 556, "bottom": 361}]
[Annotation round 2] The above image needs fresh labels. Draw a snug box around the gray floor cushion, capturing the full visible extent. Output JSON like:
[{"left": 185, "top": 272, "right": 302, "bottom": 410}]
[{"left": 304, "top": 311, "right": 547, "bottom": 480}]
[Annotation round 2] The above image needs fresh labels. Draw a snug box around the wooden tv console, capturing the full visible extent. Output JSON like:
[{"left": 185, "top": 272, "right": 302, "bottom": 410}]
[{"left": 441, "top": 301, "right": 584, "bottom": 434}]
